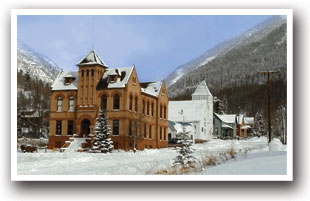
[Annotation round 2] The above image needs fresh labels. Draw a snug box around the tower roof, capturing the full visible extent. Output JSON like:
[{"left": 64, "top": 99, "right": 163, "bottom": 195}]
[
  {"left": 77, "top": 49, "right": 107, "bottom": 67},
  {"left": 192, "top": 80, "right": 212, "bottom": 96}
]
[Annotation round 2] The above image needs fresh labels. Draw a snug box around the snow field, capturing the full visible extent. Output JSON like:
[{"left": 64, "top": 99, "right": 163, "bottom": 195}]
[{"left": 17, "top": 137, "right": 287, "bottom": 175}]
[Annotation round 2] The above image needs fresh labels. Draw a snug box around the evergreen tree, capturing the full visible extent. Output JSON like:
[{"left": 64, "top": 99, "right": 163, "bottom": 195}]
[
  {"left": 91, "top": 110, "right": 114, "bottom": 153},
  {"left": 172, "top": 126, "right": 197, "bottom": 170},
  {"left": 253, "top": 111, "right": 267, "bottom": 137},
  {"left": 213, "top": 96, "right": 225, "bottom": 114}
]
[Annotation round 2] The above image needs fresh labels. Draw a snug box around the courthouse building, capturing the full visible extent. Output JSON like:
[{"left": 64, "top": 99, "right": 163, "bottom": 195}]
[{"left": 49, "top": 49, "right": 169, "bottom": 150}]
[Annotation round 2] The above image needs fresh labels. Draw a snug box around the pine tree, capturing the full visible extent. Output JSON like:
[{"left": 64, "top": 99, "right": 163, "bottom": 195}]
[
  {"left": 172, "top": 126, "right": 197, "bottom": 170},
  {"left": 91, "top": 110, "right": 114, "bottom": 153},
  {"left": 253, "top": 111, "right": 266, "bottom": 137}
]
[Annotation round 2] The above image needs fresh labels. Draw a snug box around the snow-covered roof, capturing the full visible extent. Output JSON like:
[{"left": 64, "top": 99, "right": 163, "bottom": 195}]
[
  {"left": 222, "top": 124, "right": 233, "bottom": 129},
  {"left": 64, "top": 74, "right": 75, "bottom": 78},
  {"left": 51, "top": 71, "right": 79, "bottom": 91},
  {"left": 214, "top": 113, "right": 236, "bottom": 124},
  {"left": 192, "top": 80, "right": 212, "bottom": 96},
  {"left": 97, "top": 66, "right": 134, "bottom": 89},
  {"left": 78, "top": 49, "right": 107, "bottom": 67},
  {"left": 237, "top": 114, "right": 244, "bottom": 125},
  {"left": 244, "top": 117, "right": 254, "bottom": 124},
  {"left": 241, "top": 125, "right": 251, "bottom": 129},
  {"left": 169, "top": 100, "right": 207, "bottom": 122},
  {"left": 141, "top": 81, "right": 162, "bottom": 97},
  {"left": 169, "top": 121, "right": 195, "bottom": 135}
]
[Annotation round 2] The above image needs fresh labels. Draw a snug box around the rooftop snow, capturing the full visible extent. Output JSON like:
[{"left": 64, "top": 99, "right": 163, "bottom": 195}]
[
  {"left": 141, "top": 81, "right": 162, "bottom": 97},
  {"left": 192, "top": 80, "right": 212, "bottom": 96},
  {"left": 51, "top": 71, "right": 79, "bottom": 91},
  {"left": 78, "top": 49, "right": 107, "bottom": 67},
  {"left": 215, "top": 113, "right": 236, "bottom": 124},
  {"left": 98, "top": 66, "right": 134, "bottom": 89},
  {"left": 237, "top": 114, "right": 244, "bottom": 125},
  {"left": 244, "top": 117, "right": 254, "bottom": 124}
]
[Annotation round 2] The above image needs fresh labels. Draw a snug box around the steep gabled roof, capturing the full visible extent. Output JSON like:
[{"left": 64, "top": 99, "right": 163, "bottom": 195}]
[
  {"left": 192, "top": 80, "right": 212, "bottom": 96},
  {"left": 140, "top": 81, "right": 162, "bottom": 97},
  {"left": 214, "top": 113, "right": 236, "bottom": 124},
  {"left": 97, "top": 66, "right": 134, "bottom": 89},
  {"left": 78, "top": 49, "right": 107, "bottom": 67},
  {"left": 51, "top": 71, "right": 79, "bottom": 91}
]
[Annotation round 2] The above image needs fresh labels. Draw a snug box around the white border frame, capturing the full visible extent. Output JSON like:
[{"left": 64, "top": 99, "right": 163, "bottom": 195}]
[{"left": 11, "top": 9, "right": 293, "bottom": 181}]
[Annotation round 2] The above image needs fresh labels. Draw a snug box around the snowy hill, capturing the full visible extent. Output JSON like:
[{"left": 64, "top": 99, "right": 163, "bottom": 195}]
[
  {"left": 17, "top": 40, "right": 62, "bottom": 83},
  {"left": 165, "top": 16, "right": 286, "bottom": 88}
]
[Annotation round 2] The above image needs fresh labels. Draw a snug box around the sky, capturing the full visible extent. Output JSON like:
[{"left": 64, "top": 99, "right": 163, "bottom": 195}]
[{"left": 17, "top": 15, "right": 272, "bottom": 82}]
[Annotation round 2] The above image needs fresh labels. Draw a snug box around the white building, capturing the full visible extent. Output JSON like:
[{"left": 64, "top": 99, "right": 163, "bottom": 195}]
[{"left": 168, "top": 80, "right": 213, "bottom": 142}]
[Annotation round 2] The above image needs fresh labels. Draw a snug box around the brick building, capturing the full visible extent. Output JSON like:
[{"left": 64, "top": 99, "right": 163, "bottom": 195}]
[{"left": 48, "top": 49, "right": 169, "bottom": 150}]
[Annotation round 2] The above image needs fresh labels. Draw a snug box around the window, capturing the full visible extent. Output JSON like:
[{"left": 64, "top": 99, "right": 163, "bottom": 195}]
[
  {"left": 160, "top": 127, "right": 162, "bottom": 140},
  {"left": 135, "top": 96, "right": 138, "bottom": 112},
  {"left": 56, "top": 120, "right": 62, "bottom": 135},
  {"left": 113, "top": 94, "right": 120, "bottom": 110},
  {"left": 91, "top": 69, "right": 94, "bottom": 76},
  {"left": 81, "top": 70, "right": 84, "bottom": 77},
  {"left": 67, "top": 120, "right": 74, "bottom": 135},
  {"left": 129, "top": 120, "right": 132, "bottom": 136},
  {"left": 160, "top": 105, "right": 162, "bottom": 118},
  {"left": 164, "top": 127, "right": 166, "bottom": 141},
  {"left": 147, "top": 101, "right": 150, "bottom": 115},
  {"left": 151, "top": 102, "right": 154, "bottom": 116},
  {"left": 142, "top": 100, "right": 145, "bottom": 114},
  {"left": 69, "top": 96, "right": 75, "bottom": 111},
  {"left": 113, "top": 120, "right": 119, "bottom": 136},
  {"left": 129, "top": 95, "right": 133, "bottom": 111},
  {"left": 57, "top": 96, "right": 63, "bottom": 111},
  {"left": 164, "top": 106, "right": 166, "bottom": 119},
  {"left": 101, "top": 94, "right": 107, "bottom": 110},
  {"left": 149, "top": 125, "right": 152, "bottom": 139},
  {"left": 144, "top": 124, "right": 147, "bottom": 138},
  {"left": 86, "top": 69, "right": 89, "bottom": 76}
]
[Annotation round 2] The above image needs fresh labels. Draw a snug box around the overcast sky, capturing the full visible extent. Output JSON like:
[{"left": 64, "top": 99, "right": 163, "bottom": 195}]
[{"left": 17, "top": 15, "right": 272, "bottom": 82}]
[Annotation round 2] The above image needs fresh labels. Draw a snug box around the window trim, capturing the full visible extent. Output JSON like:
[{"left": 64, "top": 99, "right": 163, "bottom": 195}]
[
  {"left": 57, "top": 96, "right": 63, "bottom": 112},
  {"left": 113, "top": 119, "right": 120, "bottom": 136},
  {"left": 69, "top": 96, "right": 75, "bottom": 112},
  {"left": 113, "top": 94, "right": 120, "bottom": 110}
]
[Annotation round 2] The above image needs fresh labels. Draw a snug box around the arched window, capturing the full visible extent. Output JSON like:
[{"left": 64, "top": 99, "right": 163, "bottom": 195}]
[
  {"left": 129, "top": 95, "right": 133, "bottom": 111},
  {"left": 135, "top": 96, "right": 138, "bottom": 112},
  {"left": 69, "top": 96, "right": 75, "bottom": 111},
  {"left": 160, "top": 104, "right": 162, "bottom": 118},
  {"left": 113, "top": 94, "right": 120, "bottom": 110},
  {"left": 81, "top": 70, "right": 84, "bottom": 77},
  {"left": 57, "top": 96, "right": 63, "bottom": 111},
  {"left": 91, "top": 69, "right": 94, "bottom": 76},
  {"left": 101, "top": 94, "right": 107, "bottom": 110},
  {"left": 86, "top": 69, "right": 89, "bottom": 76}
]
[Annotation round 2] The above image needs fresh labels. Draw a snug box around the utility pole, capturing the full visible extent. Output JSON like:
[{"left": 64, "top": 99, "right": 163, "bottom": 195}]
[{"left": 259, "top": 70, "right": 280, "bottom": 144}]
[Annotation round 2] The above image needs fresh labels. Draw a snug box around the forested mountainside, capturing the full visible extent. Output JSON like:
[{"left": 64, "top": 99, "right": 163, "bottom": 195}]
[{"left": 165, "top": 16, "right": 286, "bottom": 88}]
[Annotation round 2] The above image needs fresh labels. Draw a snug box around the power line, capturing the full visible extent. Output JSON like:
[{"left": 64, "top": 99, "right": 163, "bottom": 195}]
[{"left": 258, "top": 70, "right": 280, "bottom": 144}]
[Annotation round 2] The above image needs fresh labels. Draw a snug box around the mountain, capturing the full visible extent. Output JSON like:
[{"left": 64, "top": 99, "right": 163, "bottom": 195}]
[
  {"left": 165, "top": 15, "right": 287, "bottom": 88},
  {"left": 17, "top": 40, "right": 62, "bottom": 84},
  {"left": 166, "top": 16, "right": 287, "bottom": 99}
]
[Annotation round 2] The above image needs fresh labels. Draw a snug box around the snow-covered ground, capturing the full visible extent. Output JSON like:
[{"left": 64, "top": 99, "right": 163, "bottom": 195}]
[
  {"left": 197, "top": 151, "right": 287, "bottom": 175},
  {"left": 17, "top": 137, "right": 287, "bottom": 175}
]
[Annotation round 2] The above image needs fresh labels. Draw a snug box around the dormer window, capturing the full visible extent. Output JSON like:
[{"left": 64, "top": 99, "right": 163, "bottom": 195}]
[
  {"left": 109, "top": 70, "right": 119, "bottom": 82},
  {"left": 64, "top": 74, "right": 75, "bottom": 85}
]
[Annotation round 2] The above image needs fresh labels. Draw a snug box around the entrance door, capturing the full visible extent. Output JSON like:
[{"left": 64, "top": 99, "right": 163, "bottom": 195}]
[{"left": 81, "top": 119, "right": 91, "bottom": 137}]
